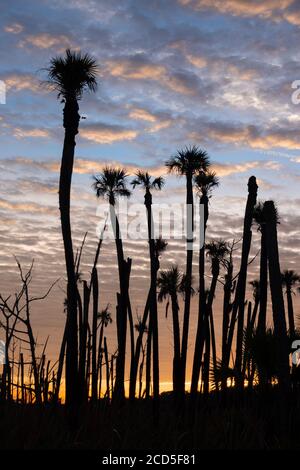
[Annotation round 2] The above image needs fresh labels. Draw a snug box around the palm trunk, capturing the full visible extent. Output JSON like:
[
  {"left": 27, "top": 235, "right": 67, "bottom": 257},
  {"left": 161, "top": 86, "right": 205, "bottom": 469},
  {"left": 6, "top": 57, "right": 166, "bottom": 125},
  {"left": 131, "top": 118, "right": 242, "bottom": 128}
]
[
  {"left": 190, "top": 194, "right": 208, "bottom": 395},
  {"left": 91, "top": 267, "right": 99, "bottom": 401},
  {"left": 286, "top": 287, "right": 295, "bottom": 338},
  {"left": 221, "top": 262, "right": 233, "bottom": 390},
  {"left": 225, "top": 177, "right": 258, "bottom": 389},
  {"left": 78, "top": 282, "right": 89, "bottom": 401},
  {"left": 171, "top": 294, "right": 181, "bottom": 394},
  {"left": 145, "top": 323, "right": 152, "bottom": 399},
  {"left": 103, "top": 337, "right": 110, "bottom": 399},
  {"left": 207, "top": 258, "right": 219, "bottom": 386},
  {"left": 145, "top": 190, "right": 159, "bottom": 402},
  {"left": 203, "top": 322, "right": 210, "bottom": 396},
  {"left": 263, "top": 201, "right": 290, "bottom": 391},
  {"left": 60, "top": 96, "right": 80, "bottom": 408},
  {"left": 180, "top": 173, "right": 193, "bottom": 395},
  {"left": 55, "top": 321, "right": 67, "bottom": 402},
  {"left": 110, "top": 203, "right": 130, "bottom": 400},
  {"left": 97, "top": 322, "right": 104, "bottom": 398},
  {"left": 257, "top": 226, "right": 267, "bottom": 335},
  {"left": 129, "top": 290, "right": 150, "bottom": 399}
]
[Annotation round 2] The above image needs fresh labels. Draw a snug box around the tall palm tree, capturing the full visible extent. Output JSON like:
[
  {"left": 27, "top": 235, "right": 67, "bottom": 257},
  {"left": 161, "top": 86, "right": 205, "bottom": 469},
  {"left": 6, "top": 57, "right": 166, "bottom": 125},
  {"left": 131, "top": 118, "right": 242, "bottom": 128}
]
[
  {"left": 157, "top": 266, "right": 186, "bottom": 394},
  {"left": 97, "top": 306, "right": 112, "bottom": 398},
  {"left": 220, "top": 240, "right": 236, "bottom": 391},
  {"left": 166, "top": 146, "right": 210, "bottom": 395},
  {"left": 47, "top": 49, "right": 98, "bottom": 407},
  {"left": 281, "top": 270, "right": 300, "bottom": 339},
  {"left": 263, "top": 201, "right": 289, "bottom": 391},
  {"left": 205, "top": 240, "right": 229, "bottom": 381},
  {"left": 253, "top": 202, "right": 268, "bottom": 336},
  {"left": 191, "top": 170, "right": 219, "bottom": 395},
  {"left": 134, "top": 319, "right": 148, "bottom": 399},
  {"left": 93, "top": 167, "right": 131, "bottom": 399},
  {"left": 131, "top": 171, "right": 164, "bottom": 401}
]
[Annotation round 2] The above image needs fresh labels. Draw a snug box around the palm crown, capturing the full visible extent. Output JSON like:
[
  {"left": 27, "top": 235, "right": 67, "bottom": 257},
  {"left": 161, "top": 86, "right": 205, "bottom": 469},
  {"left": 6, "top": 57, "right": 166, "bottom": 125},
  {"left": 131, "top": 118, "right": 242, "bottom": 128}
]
[
  {"left": 47, "top": 49, "right": 98, "bottom": 100},
  {"left": 93, "top": 167, "right": 131, "bottom": 205},
  {"left": 253, "top": 201, "right": 266, "bottom": 230},
  {"left": 157, "top": 266, "right": 191, "bottom": 303},
  {"left": 97, "top": 305, "right": 113, "bottom": 327},
  {"left": 165, "top": 145, "right": 210, "bottom": 176},
  {"left": 281, "top": 270, "right": 300, "bottom": 291},
  {"left": 205, "top": 239, "right": 229, "bottom": 261},
  {"left": 131, "top": 170, "right": 165, "bottom": 190},
  {"left": 194, "top": 170, "right": 219, "bottom": 197}
]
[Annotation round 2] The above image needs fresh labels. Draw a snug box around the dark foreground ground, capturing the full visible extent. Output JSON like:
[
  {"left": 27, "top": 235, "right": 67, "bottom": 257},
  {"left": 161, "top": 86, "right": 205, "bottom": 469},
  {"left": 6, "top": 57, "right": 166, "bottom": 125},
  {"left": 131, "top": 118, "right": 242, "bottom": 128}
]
[{"left": 1, "top": 389, "right": 300, "bottom": 450}]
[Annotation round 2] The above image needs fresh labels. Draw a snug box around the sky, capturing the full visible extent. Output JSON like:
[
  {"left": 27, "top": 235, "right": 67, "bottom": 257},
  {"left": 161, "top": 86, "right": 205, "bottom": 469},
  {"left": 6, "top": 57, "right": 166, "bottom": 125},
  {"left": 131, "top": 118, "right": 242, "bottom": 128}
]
[{"left": 1, "top": 0, "right": 300, "bottom": 391}]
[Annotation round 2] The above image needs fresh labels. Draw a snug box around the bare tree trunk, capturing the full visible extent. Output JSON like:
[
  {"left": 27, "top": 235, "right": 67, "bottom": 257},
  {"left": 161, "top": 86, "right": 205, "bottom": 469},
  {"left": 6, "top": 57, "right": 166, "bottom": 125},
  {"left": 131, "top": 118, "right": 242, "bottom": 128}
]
[
  {"left": 103, "top": 337, "right": 110, "bottom": 399},
  {"left": 257, "top": 226, "right": 267, "bottom": 335},
  {"left": 286, "top": 287, "right": 295, "bottom": 338},
  {"left": 226, "top": 177, "right": 258, "bottom": 390},
  {"left": 145, "top": 324, "right": 152, "bottom": 399},
  {"left": 91, "top": 268, "right": 99, "bottom": 402},
  {"left": 263, "top": 201, "right": 290, "bottom": 391},
  {"left": 78, "top": 282, "right": 89, "bottom": 402},
  {"left": 221, "top": 261, "right": 233, "bottom": 390},
  {"left": 129, "top": 291, "right": 150, "bottom": 399}
]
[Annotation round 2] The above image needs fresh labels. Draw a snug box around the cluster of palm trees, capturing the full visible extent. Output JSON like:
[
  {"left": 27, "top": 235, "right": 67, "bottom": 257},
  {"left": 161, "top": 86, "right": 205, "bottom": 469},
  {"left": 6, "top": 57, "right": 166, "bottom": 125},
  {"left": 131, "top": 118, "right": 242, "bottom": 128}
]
[{"left": 1, "top": 49, "right": 300, "bottom": 409}]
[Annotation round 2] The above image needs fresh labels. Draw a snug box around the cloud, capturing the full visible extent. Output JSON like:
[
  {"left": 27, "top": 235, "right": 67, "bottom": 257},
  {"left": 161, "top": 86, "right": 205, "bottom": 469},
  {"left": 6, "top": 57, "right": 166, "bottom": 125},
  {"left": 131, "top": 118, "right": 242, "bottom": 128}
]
[
  {"left": 179, "top": 0, "right": 294, "bottom": 20},
  {"left": 190, "top": 121, "right": 300, "bottom": 150},
  {"left": 80, "top": 122, "right": 138, "bottom": 144},
  {"left": 106, "top": 57, "right": 166, "bottom": 80},
  {"left": 105, "top": 55, "right": 200, "bottom": 95},
  {"left": 4, "top": 23, "right": 23, "bottom": 34},
  {"left": 0, "top": 197, "right": 57, "bottom": 215},
  {"left": 13, "top": 127, "right": 50, "bottom": 139},
  {"left": 19, "top": 33, "right": 75, "bottom": 51},
  {"left": 212, "top": 160, "right": 281, "bottom": 177},
  {"left": 186, "top": 54, "right": 259, "bottom": 81},
  {"left": 128, "top": 107, "right": 172, "bottom": 132},
  {"left": 4, "top": 73, "right": 41, "bottom": 93},
  {"left": 129, "top": 108, "right": 157, "bottom": 122}
]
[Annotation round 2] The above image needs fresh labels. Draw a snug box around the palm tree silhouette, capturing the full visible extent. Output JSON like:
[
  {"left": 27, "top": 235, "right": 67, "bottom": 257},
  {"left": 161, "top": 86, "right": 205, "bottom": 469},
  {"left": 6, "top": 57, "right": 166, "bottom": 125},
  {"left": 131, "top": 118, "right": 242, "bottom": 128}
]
[
  {"left": 281, "top": 270, "right": 300, "bottom": 339},
  {"left": 166, "top": 146, "right": 210, "bottom": 395},
  {"left": 205, "top": 240, "right": 229, "bottom": 382},
  {"left": 157, "top": 266, "right": 186, "bottom": 394},
  {"left": 47, "top": 49, "right": 98, "bottom": 408},
  {"left": 131, "top": 171, "right": 165, "bottom": 401},
  {"left": 191, "top": 170, "right": 219, "bottom": 395},
  {"left": 93, "top": 167, "right": 131, "bottom": 399},
  {"left": 253, "top": 202, "right": 268, "bottom": 336},
  {"left": 97, "top": 306, "right": 112, "bottom": 398}
]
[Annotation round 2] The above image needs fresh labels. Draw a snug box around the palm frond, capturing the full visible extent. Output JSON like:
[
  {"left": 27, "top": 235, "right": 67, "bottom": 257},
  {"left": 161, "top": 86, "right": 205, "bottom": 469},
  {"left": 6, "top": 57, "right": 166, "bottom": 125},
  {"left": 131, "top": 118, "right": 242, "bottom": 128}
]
[
  {"left": 166, "top": 145, "right": 211, "bottom": 176},
  {"left": 46, "top": 49, "right": 98, "bottom": 99}
]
